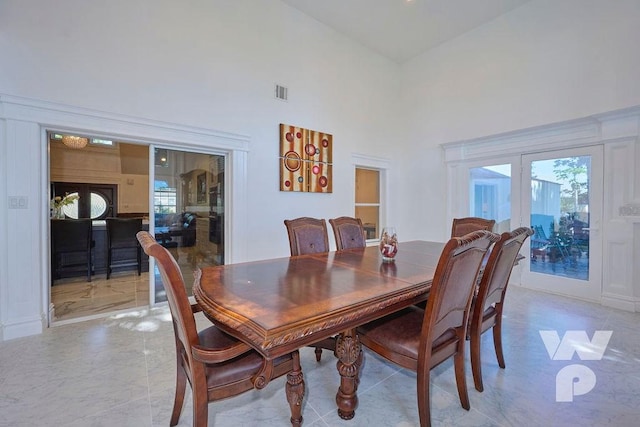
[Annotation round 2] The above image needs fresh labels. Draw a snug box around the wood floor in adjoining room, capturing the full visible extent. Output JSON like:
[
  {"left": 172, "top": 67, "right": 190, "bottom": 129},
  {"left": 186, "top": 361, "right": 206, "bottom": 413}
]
[
  {"left": 51, "top": 272, "right": 150, "bottom": 322},
  {"left": 50, "top": 245, "right": 205, "bottom": 322}
]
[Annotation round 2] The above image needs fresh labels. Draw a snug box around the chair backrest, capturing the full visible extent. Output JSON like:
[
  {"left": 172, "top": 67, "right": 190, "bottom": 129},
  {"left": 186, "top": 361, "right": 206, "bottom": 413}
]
[
  {"left": 451, "top": 217, "right": 496, "bottom": 238},
  {"left": 420, "top": 230, "right": 500, "bottom": 359},
  {"left": 51, "top": 218, "right": 93, "bottom": 252},
  {"left": 284, "top": 217, "right": 329, "bottom": 255},
  {"left": 107, "top": 217, "right": 142, "bottom": 248},
  {"left": 136, "top": 231, "right": 199, "bottom": 365},
  {"left": 475, "top": 227, "right": 534, "bottom": 313},
  {"left": 329, "top": 216, "right": 366, "bottom": 250}
]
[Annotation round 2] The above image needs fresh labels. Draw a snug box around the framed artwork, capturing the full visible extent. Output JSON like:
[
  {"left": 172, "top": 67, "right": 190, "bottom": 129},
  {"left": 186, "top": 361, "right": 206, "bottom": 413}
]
[
  {"left": 279, "top": 123, "right": 333, "bottom": 193},
  {"left": 197, "top": 172, "right": 207, "bottom": 204}
]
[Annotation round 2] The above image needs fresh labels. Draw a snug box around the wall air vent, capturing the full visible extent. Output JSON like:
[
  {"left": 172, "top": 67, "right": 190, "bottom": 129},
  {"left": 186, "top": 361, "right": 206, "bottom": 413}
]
[{"left": 275, "top": 84, "right": 288, "bottom": 101}]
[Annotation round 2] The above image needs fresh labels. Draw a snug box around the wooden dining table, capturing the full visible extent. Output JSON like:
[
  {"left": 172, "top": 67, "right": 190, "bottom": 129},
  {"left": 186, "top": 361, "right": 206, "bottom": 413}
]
[{"left": 193, "top": 240, "right": 443, "bottom": 424}]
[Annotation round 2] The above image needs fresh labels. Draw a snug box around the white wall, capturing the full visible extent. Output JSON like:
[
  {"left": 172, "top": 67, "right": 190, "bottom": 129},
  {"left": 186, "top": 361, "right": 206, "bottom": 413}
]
[
  {"left": 0, "top": 0, "right": 401, "bottom": 339},
  {"left": 3, "top": 0, "right": 640, "bottom": 339},
  {"left": 0, "top": 0, "right": 402, "bottom": 258},
  {"left": 399, "top": 0, "right": 640, "bottom": 241}
]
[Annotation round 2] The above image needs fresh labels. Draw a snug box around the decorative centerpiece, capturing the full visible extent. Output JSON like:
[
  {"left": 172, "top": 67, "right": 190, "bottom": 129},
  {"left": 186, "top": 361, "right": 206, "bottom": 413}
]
[
  {"left": 50, "top": 193, "right": 79, "bottom": 219},
  {"left": 379, "top": 227, "right": 398, "bottom": 262}
]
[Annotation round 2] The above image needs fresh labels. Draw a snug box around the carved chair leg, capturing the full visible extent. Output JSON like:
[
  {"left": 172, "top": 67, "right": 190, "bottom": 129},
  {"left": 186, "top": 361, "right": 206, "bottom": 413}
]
[{"left": 314, "top": 346, "right": 323, "bottom": 362}]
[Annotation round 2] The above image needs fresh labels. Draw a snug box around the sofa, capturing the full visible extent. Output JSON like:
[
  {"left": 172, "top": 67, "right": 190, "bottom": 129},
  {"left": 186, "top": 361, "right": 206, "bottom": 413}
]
[{"left": 156, "top": 212, "right": 197, "bottom": 247}]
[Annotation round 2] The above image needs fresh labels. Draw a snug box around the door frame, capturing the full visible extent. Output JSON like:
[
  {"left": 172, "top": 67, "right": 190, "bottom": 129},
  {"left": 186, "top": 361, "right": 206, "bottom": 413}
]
[
  {"left": 0, "top": 94, "right": 251, "bottom": 329},
  {"left": 148, "top": 145, "right": 229, "bottom": 307},
  {"left": 520, "top": 145, "right": 604, "bottom": 302}
]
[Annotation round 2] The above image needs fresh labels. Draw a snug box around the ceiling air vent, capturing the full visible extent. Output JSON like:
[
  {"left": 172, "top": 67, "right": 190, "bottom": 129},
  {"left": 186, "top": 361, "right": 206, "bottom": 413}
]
[{"left": 275, "top": 84, "right": 288, "bottom": 101}]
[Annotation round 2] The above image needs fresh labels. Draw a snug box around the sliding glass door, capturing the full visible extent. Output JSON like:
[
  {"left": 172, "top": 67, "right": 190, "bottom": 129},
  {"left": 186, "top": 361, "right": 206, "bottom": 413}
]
[{"left": 150, "top": 148, "right": 226, "bottom": 304}]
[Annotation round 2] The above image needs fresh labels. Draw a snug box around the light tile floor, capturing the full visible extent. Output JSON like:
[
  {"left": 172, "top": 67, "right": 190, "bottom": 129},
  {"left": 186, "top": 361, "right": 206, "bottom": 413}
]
[{"left": 2, "top": 285, "right": 639, "bottom": 426}]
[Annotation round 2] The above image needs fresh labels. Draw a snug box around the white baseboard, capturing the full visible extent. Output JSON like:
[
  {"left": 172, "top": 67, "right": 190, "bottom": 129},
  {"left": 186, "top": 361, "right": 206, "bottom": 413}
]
[
  {"left": 601, "top": 292, "right": 638, "bottom": 312},
  {"left": 1, "top": 316, "right": 45, "bottom": 341}
]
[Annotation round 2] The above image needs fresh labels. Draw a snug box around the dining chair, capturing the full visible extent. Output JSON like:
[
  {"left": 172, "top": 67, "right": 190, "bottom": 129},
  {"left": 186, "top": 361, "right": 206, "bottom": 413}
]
[
  {"left": 284, "top": 217, "right": 336, "bottom": 362},
  {"left": 451, "top": 217, "right": 496, "bottom": 238},
  {"left": 51, "top": 218, "right": 94, "bottom": 284},
  {"left": 284, "top": 216, "right": 330, "bottom": 255},
  {"left": 329, "top": 216, "right": 367, "bottom": 250},
  {"left": 468, "top": 226, "right": 533, "bottom": 392},
  {"left": 136, "top": 231, "right": 302, "bottom": 427},
  {"left": 106, "top": 217, "right": 142, "bottom": 279},
  {"left": 357, "top": 230, "right": 500, "bottom": 427}
]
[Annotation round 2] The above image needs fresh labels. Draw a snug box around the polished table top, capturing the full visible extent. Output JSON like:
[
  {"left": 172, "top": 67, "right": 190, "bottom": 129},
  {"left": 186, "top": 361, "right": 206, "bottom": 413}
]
[{"left": 193, "top": 240, "right": 443, "bottom": 359}]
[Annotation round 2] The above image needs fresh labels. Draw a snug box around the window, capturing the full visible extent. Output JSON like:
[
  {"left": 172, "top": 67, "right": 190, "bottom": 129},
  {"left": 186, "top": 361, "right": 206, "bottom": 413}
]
[
  {"left": 468, "top": 164, "right": 511, "bottom": 233},
  {"left": 154, "top": 181, "right": 177, "bottom": 214},
  {"left": 355, "top": 168, "right": 380, "bottom": 240},
  {"left": 51, "top": 183, "right": 115, "bottom": 219},
  {"left": 61, "top": 192, "right": 108, "bottom": 219}
]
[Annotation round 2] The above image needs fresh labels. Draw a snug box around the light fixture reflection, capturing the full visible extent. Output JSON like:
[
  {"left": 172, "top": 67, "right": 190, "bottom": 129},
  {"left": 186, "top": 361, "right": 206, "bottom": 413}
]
[{"left": 62, "top": 135, "right": 89, "bottom": 149}]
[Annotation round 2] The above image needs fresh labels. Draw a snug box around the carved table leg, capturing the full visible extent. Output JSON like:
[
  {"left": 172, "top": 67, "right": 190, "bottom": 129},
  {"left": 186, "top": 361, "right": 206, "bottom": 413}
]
[
  {"left": 335, "top": 329, "right": 362, "bottom": 420},
  {"left": 286, "top": 350, "right": 305, "bottom": 426}
]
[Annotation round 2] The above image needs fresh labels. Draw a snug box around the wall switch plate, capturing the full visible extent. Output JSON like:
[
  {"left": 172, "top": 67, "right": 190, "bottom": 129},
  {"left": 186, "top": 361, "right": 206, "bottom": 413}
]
[{"left": 8, "top": 196, "right": 28, "bottom": 209}]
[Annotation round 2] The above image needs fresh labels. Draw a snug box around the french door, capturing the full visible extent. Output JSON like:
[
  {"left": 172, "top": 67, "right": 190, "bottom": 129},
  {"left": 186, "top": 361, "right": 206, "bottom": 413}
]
[{"left": 520, "top": 146, "right": 603, "bottom": 302}]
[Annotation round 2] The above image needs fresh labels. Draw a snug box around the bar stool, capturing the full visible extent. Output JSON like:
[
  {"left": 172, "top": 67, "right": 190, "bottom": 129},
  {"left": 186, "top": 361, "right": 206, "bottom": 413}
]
[
  {"left": 106, "top": 217, "right": 142, "bottom": 279},
  {"left": 51, "top": 218, "right": 93, "bottom": 284}
]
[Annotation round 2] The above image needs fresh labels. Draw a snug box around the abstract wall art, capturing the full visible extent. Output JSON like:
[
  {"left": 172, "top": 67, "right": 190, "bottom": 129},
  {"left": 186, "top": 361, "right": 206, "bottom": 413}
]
[{"left": 279, "top": 123, "right": 333, "bottom": 193}]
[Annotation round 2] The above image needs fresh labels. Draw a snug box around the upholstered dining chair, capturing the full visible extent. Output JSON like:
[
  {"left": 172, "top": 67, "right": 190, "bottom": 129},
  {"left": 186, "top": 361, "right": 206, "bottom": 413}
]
[
  {"left": 283, "top": 217, "right": 336, "bottom": 362},
  {"left": 136, "top": 231, "right": 302, "bottom": 427},
  {"left": 284, "top": 216, "right": 330, "bottom": 255},
  {"left": 329, "top": 216, "right": 367, "bottom": 250},
  {"left": 468, "top": 226, "right": 533, "bottom": 392},
  {"left": 106, "top": 217, "right": 142, "bottom": 279},
  {"left": 451, "top": 217, "right": 496, "bottom": 238},
  {"left": 357, "top": 230, "right": 499, "bottom": 427}
]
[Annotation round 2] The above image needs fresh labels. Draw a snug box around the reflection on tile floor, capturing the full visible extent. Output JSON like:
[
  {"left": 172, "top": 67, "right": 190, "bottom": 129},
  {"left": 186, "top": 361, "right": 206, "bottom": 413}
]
[{"left": 5, "top": 285, "right": 639, "bottom": 426}]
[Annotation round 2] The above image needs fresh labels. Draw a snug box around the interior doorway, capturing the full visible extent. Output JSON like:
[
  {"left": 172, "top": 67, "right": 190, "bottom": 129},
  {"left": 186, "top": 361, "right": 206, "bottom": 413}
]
[
  {"left": 48, "top": 132, "right": 228, "bottom": 322},
  {"left": 48, "top": 133, "right": 151, "bottom": 322}
]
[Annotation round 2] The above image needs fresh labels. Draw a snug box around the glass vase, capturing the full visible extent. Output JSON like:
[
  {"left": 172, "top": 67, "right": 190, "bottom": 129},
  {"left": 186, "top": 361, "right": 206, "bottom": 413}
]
[
  {"left": 379, "top": 227, "right": 398, "bottom": 262},
  {"left": 52, "top": 206, "right": 65, "bottom": 219}
]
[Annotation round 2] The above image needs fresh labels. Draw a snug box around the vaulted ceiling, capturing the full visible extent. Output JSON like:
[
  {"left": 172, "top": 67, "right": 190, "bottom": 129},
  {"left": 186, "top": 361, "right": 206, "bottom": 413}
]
[{"left": 281, "top": 0, "right": 531, "bottom": 63}]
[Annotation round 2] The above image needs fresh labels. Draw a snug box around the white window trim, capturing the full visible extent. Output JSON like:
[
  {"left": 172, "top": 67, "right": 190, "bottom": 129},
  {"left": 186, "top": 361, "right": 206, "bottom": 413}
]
[{"left": 351, "top": 153, "right": 390, "bottom": 242}]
